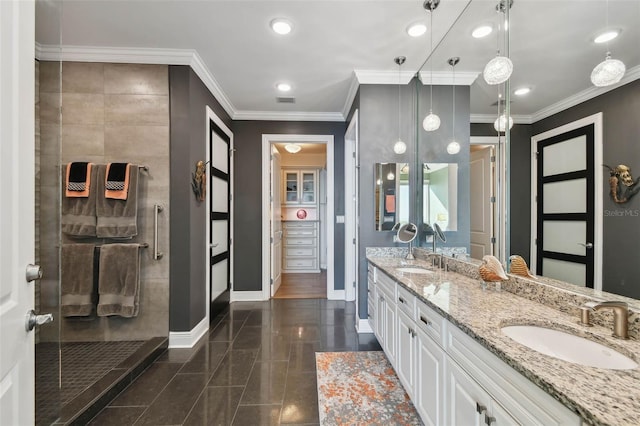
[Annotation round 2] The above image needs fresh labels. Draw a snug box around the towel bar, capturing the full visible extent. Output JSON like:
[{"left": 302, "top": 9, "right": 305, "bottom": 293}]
[{"left": 153, "top": 204, "right": 163, "bottom": 260}]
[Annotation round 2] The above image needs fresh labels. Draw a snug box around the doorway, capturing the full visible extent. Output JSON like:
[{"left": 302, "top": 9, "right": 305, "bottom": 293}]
[
  {"left": 470, "top": 137, "right": 499, "bottom": 260},
  {"left": 261, "top": 134, "right": 335, "bottom": 300}
]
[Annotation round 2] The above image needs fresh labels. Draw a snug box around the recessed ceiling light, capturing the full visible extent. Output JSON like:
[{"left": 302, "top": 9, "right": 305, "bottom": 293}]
[
  {"left": 472, "top": 25, "right": 492, "bottom": 39},
  {"left": 271, "top": 18, "right": 292, "bottom": 35},
  {"left": 514, "top": 87, "right": 531, "bottom": 96},
  {"left": 407, "top": 23, "right": 427, "bottom": 37},
  {"left": 594, "top": 30, "right": 620, "bottom": 44},
  {"left": 276, "top": 83, "right": 291, "bottom": 92}
]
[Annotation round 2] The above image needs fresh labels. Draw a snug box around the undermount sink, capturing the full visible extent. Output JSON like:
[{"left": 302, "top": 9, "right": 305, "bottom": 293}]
[
  {"left": 501, "top": 325, "right": 638, "bottom": 370},
  {"left": 396, "top": 267, "right": 433, "bottom": 275}
]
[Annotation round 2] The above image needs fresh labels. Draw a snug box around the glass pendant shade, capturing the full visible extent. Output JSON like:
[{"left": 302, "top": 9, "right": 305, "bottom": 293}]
[
  {"left": 494, "top": 114, "right": 514, "bottom": 132},
  {"left": 591, "top": 53, "right": 626, "bottom": 87},
  {"left": 393, "top": 139, "right": 407, "bottom": 154},
  {"left": 447, "top": 141, "right": 461, "bottom": 155},
  {"left": 387, "top": 171, "right": 395, "bottom": 181},
  {"left": 423, "top": 112, "right": 441, "bottom": 131},
  {"left": 483, "top": 55, "right": 513, "bottom": 85}
]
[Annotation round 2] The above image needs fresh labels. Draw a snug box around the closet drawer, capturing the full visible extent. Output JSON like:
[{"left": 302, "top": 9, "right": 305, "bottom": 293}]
[
  {"left": 285, "top": 247, "right": 316, "bottom": 257},
  {"left": 285, "top": 228, "right": 317, "bottom": 237},
  {"left": 284, "top": 222, "right": 316, "bottom": 228},
  {"left": 284, "top": 258, "right": 318, "bottom": 269},
  {"left": 285, "top": 237, "right": 316, "bottom": 246}
]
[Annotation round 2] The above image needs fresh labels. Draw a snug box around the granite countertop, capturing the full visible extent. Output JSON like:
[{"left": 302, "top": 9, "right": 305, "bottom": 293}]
[{"left": 367, "top": 256, "right": 640, "bottom": 426}]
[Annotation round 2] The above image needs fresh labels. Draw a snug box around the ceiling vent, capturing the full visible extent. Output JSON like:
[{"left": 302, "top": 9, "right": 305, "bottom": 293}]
[
  {"left": 489, "top": 99, "right": 513, "bottom": 107},
  {"left": 276, "top": 96, "right": 296, "bottom": 103}
]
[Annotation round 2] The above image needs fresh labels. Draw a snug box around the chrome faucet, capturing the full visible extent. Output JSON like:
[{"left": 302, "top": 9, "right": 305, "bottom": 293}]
[{"left": 580, "top": 301, "right": 629, "bottom": 339}]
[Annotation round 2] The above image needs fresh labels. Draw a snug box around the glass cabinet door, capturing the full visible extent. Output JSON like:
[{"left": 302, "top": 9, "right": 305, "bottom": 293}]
[
  {"left": 285, "top": 171, "right": 299, "bottom": 203},
  {"left": 301, "top": 171, "right": 316, "bottom": 204}
]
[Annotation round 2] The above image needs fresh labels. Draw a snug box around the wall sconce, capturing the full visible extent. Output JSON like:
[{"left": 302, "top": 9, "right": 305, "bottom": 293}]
[{"left": 191, "top": 160, "right": 207, "bottom": 202}]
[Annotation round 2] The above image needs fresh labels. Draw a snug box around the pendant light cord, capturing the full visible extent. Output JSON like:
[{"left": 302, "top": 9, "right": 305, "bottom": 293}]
[
  {"left": 398, "top": 60, "right": 402, "bottom": 141},
  {"left": 452, "top": 62, "right": 455, "bottom": 139},
  {"left": 429, "top": 10, "right": 434, "bottom": 112}
]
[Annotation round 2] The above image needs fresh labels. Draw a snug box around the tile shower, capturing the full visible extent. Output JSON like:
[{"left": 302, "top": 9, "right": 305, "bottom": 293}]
[{"left": 35, "top": 61, "right": 171, "bottom": 425}]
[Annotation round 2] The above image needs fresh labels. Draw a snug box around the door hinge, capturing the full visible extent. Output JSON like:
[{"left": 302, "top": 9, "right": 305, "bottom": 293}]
[
  {"left": 352, "top": 151, "right": 356, "bottom": 158},
  {"left": 229, "top": 194, "right": 232, "bottom": 201},
  {"left": 353, "top": 281, "right": 356, "bottom": 288},
  {"left": 491, "top": 237, "right": 496, "bottom": 244},
  {"left": 534, "top": 238, "right": 538, "bottom": 245},
  {"left": 535, "top": 151, "right": 539, "bottom": 158},
  {"left": 270, "top": 278, "right": 273, "bottom": 284},
  {"left": 490, "top": 196, "right": 496, "bottom": 203},
  {"left": 270, "top": 237, "right": 273, "bottom": 243},
  {"left": 353, "top": 238, "right": 356, "bottom": 244},
  {"left": 490, "top": 155, "right": 496, "bottom": 163}
]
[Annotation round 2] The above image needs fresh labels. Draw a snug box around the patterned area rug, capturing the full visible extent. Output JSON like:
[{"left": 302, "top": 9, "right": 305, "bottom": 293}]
[{"left": 316, "top": 351, "right": 422, "bottom": 425}]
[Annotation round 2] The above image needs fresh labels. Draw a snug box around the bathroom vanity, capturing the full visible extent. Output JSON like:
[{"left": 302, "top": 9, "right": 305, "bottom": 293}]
[{"left": 366, "top": 254, "right": 640, "bottom": 426}]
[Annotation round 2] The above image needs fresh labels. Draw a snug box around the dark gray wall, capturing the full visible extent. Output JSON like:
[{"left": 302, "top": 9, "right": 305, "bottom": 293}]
[
  {"left": 354, "top": 80, "right": 470, "bottom": 318},
  {"left": 232, "top": 121, "right": 346, "bottom": 292},
  {"left": 169, "top": 66, "right": 233, "bottom": 332},
  {"left": 532, "top": 79, "right": 640, "bottom": 298},
  {"left": 470, "top": 123, "right": 533, "bottom": 260}
]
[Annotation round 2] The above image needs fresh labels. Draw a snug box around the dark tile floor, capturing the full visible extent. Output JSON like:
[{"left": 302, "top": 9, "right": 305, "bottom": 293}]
[{"left": 88, "top": 299, "right": 381, "bottom": 426}]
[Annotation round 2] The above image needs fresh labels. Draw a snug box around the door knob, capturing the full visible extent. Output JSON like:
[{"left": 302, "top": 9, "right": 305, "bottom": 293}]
[
  {"left": 26, "top": 264, "right": 42, "bottom": 282},
  {"left": 25, "top": 310, "right": 53, "bottom": 332},
  {"left": 578, "top": 242, "right": 594, "bottom": 249}
]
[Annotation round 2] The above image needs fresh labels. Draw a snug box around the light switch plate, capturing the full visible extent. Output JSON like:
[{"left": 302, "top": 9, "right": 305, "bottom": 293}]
[{"left": 336, "top": 215, "right": 345, "bottom": 223}]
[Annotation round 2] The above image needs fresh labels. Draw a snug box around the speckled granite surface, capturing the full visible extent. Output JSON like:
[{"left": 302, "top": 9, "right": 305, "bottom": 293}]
[{"left": 367, "top": 255, "right": 640, "bottom": 426}]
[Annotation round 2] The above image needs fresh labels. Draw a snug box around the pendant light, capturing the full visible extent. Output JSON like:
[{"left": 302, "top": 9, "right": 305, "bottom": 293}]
[
  {"left": 483, "top": 0, "right": 513, "bottom": 85},
  {"left": 447, "top": 57, "right": 461, "bottom": 155},
  {"left": 422, "top": 0, "right": 441, "bottom": 132},
  {"left": 393, "top": 56, "right": 407, "bottom": 154},
  {"left": 591, "top": 0, "right": 625, "bottom": 87},
  {"left": 494, "top": 114, "right": 514, "bottom": 132}
]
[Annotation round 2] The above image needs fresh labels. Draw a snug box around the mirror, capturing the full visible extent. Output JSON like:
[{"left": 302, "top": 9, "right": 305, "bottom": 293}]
[
  {"left": 425, "top": 0, "right": 640, "bottom": 301},
  {"left": 423, "top": 163, "right": 458, "bottom": 232},
  {"left": 396, "top": 222, "right": 418, "bottom": 243},
  {"left": 374, "top": 163, "right": 409, "bottom": 231}
]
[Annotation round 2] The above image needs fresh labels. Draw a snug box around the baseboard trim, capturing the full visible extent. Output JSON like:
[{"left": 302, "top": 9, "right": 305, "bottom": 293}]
[
  {"left": 230, "top": 290, "right": 265, "bottom": 302},
  {"left": 327, "top": 289, "right": 345, "bottom": 301},
  {"left": 356, "top": 318, "right": 374, "bottom": 334},
  {"left": 168, "top": 316, "right": 208, "bottom": 349}
]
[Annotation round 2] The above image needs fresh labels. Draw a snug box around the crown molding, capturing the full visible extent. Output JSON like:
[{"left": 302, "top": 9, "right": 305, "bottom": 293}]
[
  {"left": 418, "top": 70, "right": 479, "bottom": 86},
  {"left": 532, "top": 64, "right": 640, "bottom": 123},
  {"left": 233, "top": 110, "right": 344, "bottom": 122},
  {"left": 341, "top": 72, "right": 360, "bottom": 120},
  {"left": 471, "top": 114, "right": 532, "bottom": 124},
  {"left": 354, "top": 70, "right": 417, "bottom": 85}
]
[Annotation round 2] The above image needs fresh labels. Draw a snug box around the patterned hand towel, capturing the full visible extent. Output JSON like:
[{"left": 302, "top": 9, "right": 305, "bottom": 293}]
[
  {"left": 97, "top": 244, "right": 141, "bottom": 318},
  {"left": 105, "top": 163, "right": 130, "bottom": 200},
  {"left": 65, "top": 162, "right": 92, "bottom": 198},
  {"left": 96, "top": 164, "right": 139, "bottom": 238},
  {"left": 62, "top": 165, "right": 98, "bottom": 236},
  {"left": 61, "top": 244, "right": 96, "bottom": 317}
]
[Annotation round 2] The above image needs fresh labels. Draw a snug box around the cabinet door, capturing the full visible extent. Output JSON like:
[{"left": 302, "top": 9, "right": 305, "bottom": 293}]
[
  {"left": 300, "top": 170, "right": 316, "bottom": 204},
  {"left": 383, "top": 294, "right": 396, "bottom": 365},
  {"left": 284, "top": 171, "right": 299, "bottom": 203},
  {"left": 375, "top": 290, "right": 385, "bottom": 344},
  {"left": 396, "top": 310, "right": 416, "bottom": 398},
  {"left": 367, "top": 279, "right": 376, "bottom": 332},
  {"left": 446, "top": 360, "right": 490, "bottom": 426},
  {"left": 416, "top": 328, "right": 445, "bottom": 426}
]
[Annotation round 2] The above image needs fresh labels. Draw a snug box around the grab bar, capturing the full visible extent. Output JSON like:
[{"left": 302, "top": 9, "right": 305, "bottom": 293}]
[{"left": 154, "top": 204, "right": 163, "bottom": 260}]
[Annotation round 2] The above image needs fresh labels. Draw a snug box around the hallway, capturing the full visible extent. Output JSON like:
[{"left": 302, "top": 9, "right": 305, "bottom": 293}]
[
  {"left": 87, "top": 299, "right": 380, "bottom": 425},
  {"left": 273, "top": 272, "right": 327, "bottom": 299}
]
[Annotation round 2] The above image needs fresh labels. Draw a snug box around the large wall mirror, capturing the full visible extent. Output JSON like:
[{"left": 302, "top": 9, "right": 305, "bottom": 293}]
[
  {"left": 424, "top": 0, "right": 640, "bottom": 301},
  {"left": 423, "top": 163, "right": 458, "bottom": 232}
]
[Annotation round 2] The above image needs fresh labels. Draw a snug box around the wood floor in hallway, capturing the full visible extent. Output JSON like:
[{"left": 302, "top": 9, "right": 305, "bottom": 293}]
[{"left": 273, "top": 271, "right": 327, "bottom": 299}]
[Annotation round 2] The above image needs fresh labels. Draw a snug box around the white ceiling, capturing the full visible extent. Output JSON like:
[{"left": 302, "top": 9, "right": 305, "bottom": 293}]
[{"left": 36, "top": 0, "right": 640, "bottom": 122}]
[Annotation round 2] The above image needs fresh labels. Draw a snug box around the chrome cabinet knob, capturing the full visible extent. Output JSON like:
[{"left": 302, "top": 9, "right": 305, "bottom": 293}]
[
  {"left": 25, "top": 310, "right": 53, "bottom": 331},
  {"left": 26, "top": 264, "right": 42, "bottom": 282}
]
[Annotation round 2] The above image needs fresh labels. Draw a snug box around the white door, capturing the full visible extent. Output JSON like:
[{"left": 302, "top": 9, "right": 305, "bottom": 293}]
[
  {"left": 470, "top": 146, "right": 495, "bottom": 259},
  {"left": 531, "top": 114, "right": 602, "bottom": 289},
  {"left": 0, "top": 1, "right": 36, "bottom": 424},
  {"left": 270, "top": 149, "right": 282, "bottom": 296},
  {"left": 209, "top": 118, "right": 232, "bottom": 308},
  {"left": 344, "top": 110, "right": 358, "bottom": 303}
]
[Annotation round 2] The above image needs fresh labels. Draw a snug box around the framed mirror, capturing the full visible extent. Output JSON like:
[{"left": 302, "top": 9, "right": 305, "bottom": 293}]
[{"left": 375, "top": 163, "right": 409, "bottom": 231}]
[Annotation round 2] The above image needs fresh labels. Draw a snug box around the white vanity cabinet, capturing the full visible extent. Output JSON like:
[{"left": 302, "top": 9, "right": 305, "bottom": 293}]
[
  {"left": 368, "top": 262, "right": 581, "bottom": 426},
  {"left": 367, "top": 263, "right": 377, "bottom": 331}
]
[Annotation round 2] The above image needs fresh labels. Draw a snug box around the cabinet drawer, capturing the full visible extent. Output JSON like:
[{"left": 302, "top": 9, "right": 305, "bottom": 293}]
[
  {"left": 285, "top": 247, "right": 316, "bottom": 257},
  {"left": 285, "top": 237, "right": 316, "bottom": 246},
  {"left": 285, "top": 228, "right": 316, "bottom": 237},
  {"left": 284, "top": 258, "right": 318, "bottom": 269},
  {"left": 284, "top": 221, "right": 316, "bottom": 228},
  {"left": 416, "top": 299, "right": 446, "bottom": 347},
  {"left": 376, "top": 270, "right": 396, "bottom": 300},
  {"left": 396, "top": 285, "right": 415, "bottom": 318}
]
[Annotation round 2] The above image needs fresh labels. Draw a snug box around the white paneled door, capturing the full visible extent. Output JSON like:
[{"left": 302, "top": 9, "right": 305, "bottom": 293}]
[
  {"left": 270, "top": 150, "right": 282, "bottom": 296},
  {"left": 470, "top": 146, "right": 495, "bottom": 260},
  {"left": 0, "top": 1, "right": 36, "bottom": 424}
]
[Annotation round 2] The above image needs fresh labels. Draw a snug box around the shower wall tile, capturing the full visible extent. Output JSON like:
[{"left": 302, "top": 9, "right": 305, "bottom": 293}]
[
  {"left": 61, "top": 125, "right": 105, "bottom": 158},
  {"left": 104, "top": 125, "right": 169, "bottom": 158},
  {"left": 104, "top": 64, "right": 169, "bottom": 95},
  {"left": 105, "top": 94, "right": 169, "bottom": 125},
  {"left": 62, "top": 93, "right": 105, "bottom": 125},
  {"left": 39, "top": 124, "right": 60, "bottom": 158},
  {"left": 62, "top": 62, "right": 104, "bottom": 94},
  {"left": 39, "top": 60, "right": 61, "bottom": 93}
]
